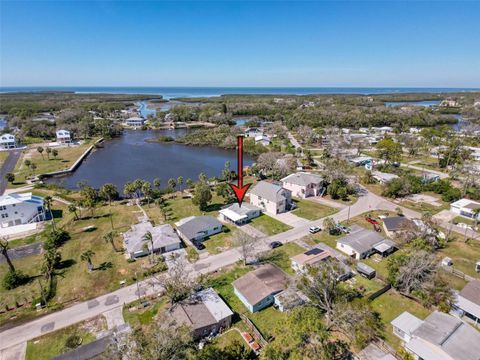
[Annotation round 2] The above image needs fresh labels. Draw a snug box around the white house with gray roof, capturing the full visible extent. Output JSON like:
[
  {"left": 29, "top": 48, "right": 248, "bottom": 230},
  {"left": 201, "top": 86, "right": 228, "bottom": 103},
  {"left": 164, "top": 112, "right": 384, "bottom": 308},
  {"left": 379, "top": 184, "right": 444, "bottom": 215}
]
[
  {"left": 0, "top": 193, "right": 45, "bottom": 229},
  {"left": 248, "top": 181, "right": 292, "bottom": 215},
  {"left": 175, "top": 216, "right": 223, "bottom": 242},
  {"left": 0, "top": 134, "right": 16, "bottom": 150},
  {"left": 455, "top": 280, "right": 480, "bottom": 324},
  {"left": 336, "top": 225, "right": 396, "bottom": 260},
  {"left": 218, "top": 203, "right": 261, "bottom": 225},
  {"left": 391, "top": 310, "right": 480, "bottom": 360},
  {"left": 56, "top": 129, "right": 72, "bottom": 144},
  {"left": 281, "top": 172, "right": 324, "bottom": 198},
  {"left": 123, "top": 221, "right": 181, "bottom": 259}
]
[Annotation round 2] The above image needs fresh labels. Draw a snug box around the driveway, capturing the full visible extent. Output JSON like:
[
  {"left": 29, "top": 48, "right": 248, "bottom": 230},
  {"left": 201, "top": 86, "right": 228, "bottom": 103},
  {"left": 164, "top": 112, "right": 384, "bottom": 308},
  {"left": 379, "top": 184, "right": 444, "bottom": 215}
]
[
  {"left": 0, "top": 150, "right": 21, "bottom": 195},
  {"left": 237, "top": 224, "right": 266, "bottom": 239},
  {"left": 307, "top": 196, "right": 348, "bottom": 210},
  {"left": 268, "top": 212, "right": 309, "bottom": 228}
]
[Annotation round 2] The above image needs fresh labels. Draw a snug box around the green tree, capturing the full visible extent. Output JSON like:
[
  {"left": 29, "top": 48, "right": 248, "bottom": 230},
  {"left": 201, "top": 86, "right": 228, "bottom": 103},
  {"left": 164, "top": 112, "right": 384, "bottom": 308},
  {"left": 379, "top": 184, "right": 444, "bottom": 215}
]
[
  {"left": 168, "top": 178, "right": 177, "bottom": 193},
  {"left": 0, "top": 238, "right": 15, "bottom": 273},
  {"left": 80, "top": 250, "right": 95, "bottom": 272},
  {"left": 37, "top": 146, "right": 44, "bottom": 159},
  {"left": 4, "top": 172, "right": 15, "bottom": 184},
  {"left": 44, "top": 196, "right": 56, "bottom": 231},
  {"left": 100, "top": 183, "right": 118, "bottom": 205},
  {"left": 192, "top": 181, "right": 212, "bottom": 211},
  {"left": 142, "top": 231, "right": 155, "bottom": 263},
  {"left": 376, "top": 136, "right": 402, "bottom": 164},
  {"left": 52, "top": 148, "right": 59, "bottom": 159},
  {"left": 68, "top": 203, "right": 79, "bottom": 221},
  {"left": 103, "top": 231, "right": 119, "bottom": 252},
  {"left": 153, "top": 178, "right": 161, "bottom": 189},
  {"left": 45, "top": 147, "right": 51, "bottom": 159}
]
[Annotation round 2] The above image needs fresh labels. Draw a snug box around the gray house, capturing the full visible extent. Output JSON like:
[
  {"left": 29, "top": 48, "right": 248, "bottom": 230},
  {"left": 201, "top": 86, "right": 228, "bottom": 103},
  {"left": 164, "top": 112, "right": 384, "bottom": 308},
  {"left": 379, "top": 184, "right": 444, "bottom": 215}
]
[
  {"left": 391, "top": 310, "right": 480, "bottom": 360},
  {"left": 336, "top": 225, "right": 396, "bottom": 260},
  {"left": 175, "top": 216, "right": 223, "bottom": 242},
  {"left": 249, "top": 181, "right": 292, "bottom": 215},
  {"left": 219, "top": 203, "right": 261, "bottom": 225},
  {"left": 456, "top": 280, "right": 480, "bottom": 324},
  {"left": 123, "top": 222, "right": 182, "bottom": 259}
]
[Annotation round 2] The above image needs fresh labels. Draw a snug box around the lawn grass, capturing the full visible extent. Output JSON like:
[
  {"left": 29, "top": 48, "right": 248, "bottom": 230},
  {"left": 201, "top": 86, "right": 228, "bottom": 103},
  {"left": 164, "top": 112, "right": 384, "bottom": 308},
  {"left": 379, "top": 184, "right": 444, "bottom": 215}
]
[
  {"left": 452, "top": 216, "right": 476, "bottom": 227},
  {"left": 0, "top": 151, "right": 8, "bottom": 167},
  {"left": 213, "top": 328, "right": 250, "bottom": 349},
  {"left": 437, "top": 234, "right": 480, "bottom": 279},
  {"left": 292, "top": 198, "right": 337, "bottom": 220},
  {"left": 264, "top": 242, "right": 306, "bottom": 275},
  {"left": 345, "top": 274, "right": 385, "bottom": 296},
  {"left": 123, "top": 297, "right": 168, "bottom": 327},
  {"left": 10, "top": 142, "right": 93, "bottom": 188},
  {"left": 370, "top": 289, "right": 430, "bottom": 351},
  {"left": 249, "top": 214, "right": 292, "bottom": 236},
  {"left": 305, "top": 230, "right": 342, "bottom": 249},
  {"left": 25, "top": 316, "right": 106, "bottom": 360},
  {"left": 0, "top": 202, "right": 150, "bottom": 326},
  {"left": 203, "top": 224, "right": 238, "bottom": 255}
]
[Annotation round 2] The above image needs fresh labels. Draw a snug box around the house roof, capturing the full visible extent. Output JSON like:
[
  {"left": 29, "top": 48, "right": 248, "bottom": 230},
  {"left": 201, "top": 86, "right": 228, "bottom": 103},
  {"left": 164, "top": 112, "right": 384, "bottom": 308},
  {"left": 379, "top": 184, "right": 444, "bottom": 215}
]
[
  {"left": 383, "top": 216, "right": 413, "bottom": 232},
  {"left": 337, "top": 226, "right": 386, "bottom": 254},
  {"left": 0, "top": 192, "right": 43, "bottom": 207},
  {"left": 450, "top": 198, "right": 480, "bottom": 209},
  {"left": 56, "top": 130, "right": 70, "bottom": 137},
  {"left": 371, "top": 171, "right": 399, "bottom": 182},
  {"left": 219, "top": 203, "right": 260, "bottom": 222},
  {"left": 175, "top": 216, "right": 222, "bottom": 240},
  {"left": 391, "top": 311, "right": 423, "bottom": 336},
  {"left": 0, "top": 133, "right": 15, "bottom": 142},
  {"left": 357, "top": 343, "right": 397, "bottom": 360},
  {"left": 233, "top": 264, "right": 287, "bottom": 306},
  {"left": 409, "top": 311, "right": 480, "bottom": 360},
  {"left": 123, "top": 222, "right": 181, "bottom": 254},
  {"left": 459, "top": 280, "right": 480, "bottom": 306},
  {"left": 249, "top": 181, "right": 290, "bottom": 203},
  {"left": 291, "top": 247, "right": 331, "bottom": 267},
  {"left": 281, "top": 172, "right": 323, "bottom": 187},
  {"left": 126, "top": 116, "right": 144, "bottom": 121},
  {"left": 357, "top": 262, "right": 376, "bottom": 275}
]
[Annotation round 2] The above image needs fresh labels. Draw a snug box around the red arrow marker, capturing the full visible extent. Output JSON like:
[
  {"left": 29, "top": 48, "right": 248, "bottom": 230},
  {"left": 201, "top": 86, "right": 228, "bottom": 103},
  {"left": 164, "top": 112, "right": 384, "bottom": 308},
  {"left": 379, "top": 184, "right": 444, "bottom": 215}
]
[{"left": 230, "top": 136, "right": 251, "bottom": 206}]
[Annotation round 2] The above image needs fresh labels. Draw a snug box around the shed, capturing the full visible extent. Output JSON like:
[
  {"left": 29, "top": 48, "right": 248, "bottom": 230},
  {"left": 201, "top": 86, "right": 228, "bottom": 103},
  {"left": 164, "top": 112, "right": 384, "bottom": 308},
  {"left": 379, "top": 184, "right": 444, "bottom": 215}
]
[{"left": 357, "top": 262, "right": 376, "bottom": 279}]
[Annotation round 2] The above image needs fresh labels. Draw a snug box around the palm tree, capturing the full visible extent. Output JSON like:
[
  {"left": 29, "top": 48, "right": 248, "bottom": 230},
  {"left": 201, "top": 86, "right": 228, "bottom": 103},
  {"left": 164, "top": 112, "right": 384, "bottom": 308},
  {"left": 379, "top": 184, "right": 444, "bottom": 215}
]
[
  {"left": 0, "top": 237, "right": 15, "bottom": 273},
  {"left": 68, "top": 203, "right": 79, "bottom": 221},
  {"left": 80, "top": 250, "right": 95, "bottom": 272},
  {"left": 177, "top": 176, "right": 184, "bottom": 192},
  {"left": 142, "top": 231, "right": 155, "bottom": 263},
  {"left": 100, "top": 183, "right": 118, "bottom": 205},
  {"left": 52, "top": 149, "right": 58, "bottom": 159},
  {"left": 37, "top": 146, "right": 44, "bottom": 159},
  {"left": 153, "top": 178, "right": 161, "bottom": 189},
  {"left": 168, "top": 178, "right": 177, "bottom": 193},
  {"left": 156, "top": 198, "right": 168, "bottom": 222},
  {"left": 45, "top": 147, "right": 51, "bottom": 159},
  {"left": 30, "top": 162, "right": 37, "bottom": 176},
  {"left": 44, "top": 196, "right": 56, "bottom": 231},
  {"left": 103, "top": 231, "right": 119, "bottom": 252}
]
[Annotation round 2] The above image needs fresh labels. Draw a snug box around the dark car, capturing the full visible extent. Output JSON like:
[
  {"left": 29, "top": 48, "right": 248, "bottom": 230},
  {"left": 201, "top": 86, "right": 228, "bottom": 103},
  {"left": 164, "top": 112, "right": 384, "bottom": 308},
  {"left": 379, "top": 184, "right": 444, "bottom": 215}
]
[
  {"left": 269, "top": 241, "right": 283, "bottom": 249},
  {"left": 194, "top": 242, "right": 206, "bottom": 250}
]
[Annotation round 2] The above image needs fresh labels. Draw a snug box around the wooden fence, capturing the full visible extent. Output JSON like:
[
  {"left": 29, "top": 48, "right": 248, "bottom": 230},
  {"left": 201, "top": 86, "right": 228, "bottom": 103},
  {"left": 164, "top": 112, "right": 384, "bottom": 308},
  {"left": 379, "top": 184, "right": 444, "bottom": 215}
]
[
  {"left": 240, "top": 313, "right": 268, "bottom": 347},
  {"left": 368, "top": 284, "right": 392, "bottom": 301},
  {"left": 441, "top": 265, "right": 475, "bottom": 282}
]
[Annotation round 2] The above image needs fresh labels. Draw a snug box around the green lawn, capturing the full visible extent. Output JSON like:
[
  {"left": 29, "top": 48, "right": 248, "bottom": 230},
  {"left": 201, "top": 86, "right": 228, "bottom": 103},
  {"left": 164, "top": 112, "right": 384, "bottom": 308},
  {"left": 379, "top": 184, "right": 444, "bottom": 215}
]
[
  {"left": 264, "top": 242, "right": 306, "bottom": 275},
  {"left": 25, "top": 316, "right": 106, "bottom": 360},
  {"left": 346, "top": 274, "right": 385, "bottom": 296},
  {"left": 370, "top": 289, "right": 430, "bottom": 351},
  {"left": 292, "top": 198, "right": 337, "bottom": 220},
  {"left": 10, "top": 141, "right": 93, "bottom": 188},
  {"left": 438, "top": 234, "right": 480, "bottom": 279},
  {"left": 453, "top": 216, "right": 477, "bottom": 227},
  {"left": 249, "top": 214, "right": 292, "bottom": 235},
  {"left": 123, "top": 297, "right": 168, "bottom": 327},
  {"left": 0, "top": 201, "right": 151, "bottom": 326},
  {"left": 203, "top": 225, "right": 238, "bottom": 254},
  {"left": 0, "top": 151, "right": 8, "bottom": 167},
  {"left": 213, "top": 329, "right": 250, "bottom": 350},
  {"left": 305, "top": 231, "right": 342, "bottom": 249}
]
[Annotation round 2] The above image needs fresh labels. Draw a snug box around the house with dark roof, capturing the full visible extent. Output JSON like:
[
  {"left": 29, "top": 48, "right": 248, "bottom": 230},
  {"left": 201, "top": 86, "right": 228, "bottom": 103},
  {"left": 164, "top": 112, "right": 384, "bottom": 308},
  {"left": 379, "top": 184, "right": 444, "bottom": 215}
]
[
  {"left": 248, "top": 181, "right": 292, "bottom": 215},
  {"left": 233, "top": 264, "right": 288, "bottom": 312},
  {"left": 291, "top": 247, "right": 332, "bottom": 273},
  {"left": 391, "top": 311, "right": 480, "bottom": 360},
  {"left": 175, "top": 216, "right": 223, "bottom": 243},
  {"left": 168, "top": 288, "right": 233, "bottom": 340},
  {"left": 456, "top": 280, "right": 480, "bottom": 324},
  {"left": 336, "top": 225, "right": 396, "bottom": 260},
  {"left": 281, "top": 172, "right": 324, "bottom": 198},
  {"left": 382, "top": 216, "right": 414, "bottom": 238}
]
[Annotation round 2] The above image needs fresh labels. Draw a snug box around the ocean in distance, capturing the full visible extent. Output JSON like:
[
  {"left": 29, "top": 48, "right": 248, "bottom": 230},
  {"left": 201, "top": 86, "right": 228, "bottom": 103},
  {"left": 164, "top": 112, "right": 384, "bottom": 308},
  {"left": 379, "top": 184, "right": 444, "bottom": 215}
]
[{"left": 1, "top": 87, "right": 479, "bottom": 99}]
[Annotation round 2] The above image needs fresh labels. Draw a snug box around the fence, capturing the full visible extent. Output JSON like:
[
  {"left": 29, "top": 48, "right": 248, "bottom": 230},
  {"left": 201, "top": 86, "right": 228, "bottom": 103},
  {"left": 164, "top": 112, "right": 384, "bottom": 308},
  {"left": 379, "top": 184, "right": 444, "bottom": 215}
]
[
  {"left": 368, "top": 284, "right": 392, "bottom": 301},
  {"left": 441, "top": 265, "right": 475, "bottom": 282},
  {"left": 240, "top": 313, "right": 268, "bottom": 347}
]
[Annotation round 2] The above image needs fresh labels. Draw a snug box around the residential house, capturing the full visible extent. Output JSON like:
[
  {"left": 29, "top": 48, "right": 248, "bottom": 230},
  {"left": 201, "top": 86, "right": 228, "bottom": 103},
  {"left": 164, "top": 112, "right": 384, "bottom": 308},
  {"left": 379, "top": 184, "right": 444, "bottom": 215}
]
[
  {"left": 244, "top": 127, "right": 264, "bottom": 138},
  {"left": 450, "top": 198, "right": 480, "bottom": 220},
  {"left": 168, "top": 288, "right": 233, "bottom": 340},
  {"left": 0, "top": 133, "right": 16, "bottom": 149},
  {"left": 336, "top": 225, "right": 396, "bottom": 260},
  {"left": 281, "top": 172, "right": 324, "bottom": 199},
  {"left": 455, "top": 280, "right": 480, "bottom": 324},
  {"left": 175, "top": 216, "right": 223, "bottom": 243},
  {"left": 291, "top": 247, "right": 332, "bottom": 274},
  {"left": 218, "top": 203, "right": 261, "bottom": 225},
  {"left": 125, "top": 116, "right": 145, "bottom": 127},
  {"left": 349, "top": 156, "right": 373, "bottom": 166},
  {"left": 382, "top": 216, "right": 414, "bottom": 238},
  {"left": 56, "top": 129, "right": 72, "bottom": 144},
  {"left": 371, "top": 171, "right": 399, "bottom": 184},
  {"left": 233, "top": 264, "right": 288, "bottom": 313},
  {"left": 273, "top": 288, "right": 307, "bottom": 312},
  {"left": 254, "top": 135, "right": 270, "bottom": 146},
  {"left": 0, "top": 193, "right": 45, "bottom": 228},
  {"left": 122, "top": 221, "right": 182, "bottom": 259},
  {"left": 249, "top": 181, "right": 292, "bottom": 215},
  {"left": 356, "top": 342, "right": 396, "bottom": 360},
  {"left": 421, "top": 173, "right": 440, "bottom": 183},
  {"left": 391, "top": 311, "right": 480, "bottom": 360}
]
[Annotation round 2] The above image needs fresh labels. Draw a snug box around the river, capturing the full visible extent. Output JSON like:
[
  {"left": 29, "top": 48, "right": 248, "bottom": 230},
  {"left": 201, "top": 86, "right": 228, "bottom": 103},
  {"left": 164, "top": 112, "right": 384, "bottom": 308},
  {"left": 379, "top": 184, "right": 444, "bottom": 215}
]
[{"left": 46, "top": 129, "right": 254, "bottom": 190}]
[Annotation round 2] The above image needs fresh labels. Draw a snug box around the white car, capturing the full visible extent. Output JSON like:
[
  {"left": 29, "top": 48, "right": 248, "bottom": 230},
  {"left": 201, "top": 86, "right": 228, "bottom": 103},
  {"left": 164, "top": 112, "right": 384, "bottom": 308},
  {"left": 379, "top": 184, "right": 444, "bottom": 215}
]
[{"left": 309, "top": 226, "right": 321, "bottom": 234}]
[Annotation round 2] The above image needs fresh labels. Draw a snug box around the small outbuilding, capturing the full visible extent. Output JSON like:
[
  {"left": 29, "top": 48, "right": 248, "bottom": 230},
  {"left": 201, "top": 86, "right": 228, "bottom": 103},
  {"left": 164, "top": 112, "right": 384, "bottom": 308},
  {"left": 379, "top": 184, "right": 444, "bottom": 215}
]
[{"left": 357, "top": 262, "right": 376, "bottom": 279}]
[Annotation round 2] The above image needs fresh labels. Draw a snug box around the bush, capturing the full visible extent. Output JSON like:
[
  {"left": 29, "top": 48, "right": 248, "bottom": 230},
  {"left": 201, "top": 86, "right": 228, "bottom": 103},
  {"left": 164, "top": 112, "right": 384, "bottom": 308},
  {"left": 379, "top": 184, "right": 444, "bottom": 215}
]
[
  {"left": 2, "top": 270, "right": 29, "bottom": 290},
  {"left": 65, "top": 335, "right": 82, "bottom": 349}
]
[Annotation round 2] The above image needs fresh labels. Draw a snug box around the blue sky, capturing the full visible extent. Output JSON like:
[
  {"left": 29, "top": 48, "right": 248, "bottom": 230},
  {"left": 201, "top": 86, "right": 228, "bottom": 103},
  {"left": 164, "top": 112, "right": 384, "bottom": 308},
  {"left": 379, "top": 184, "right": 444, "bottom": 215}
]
[{"left": 1, "top": 1, "right": 479, "bottom": 87}]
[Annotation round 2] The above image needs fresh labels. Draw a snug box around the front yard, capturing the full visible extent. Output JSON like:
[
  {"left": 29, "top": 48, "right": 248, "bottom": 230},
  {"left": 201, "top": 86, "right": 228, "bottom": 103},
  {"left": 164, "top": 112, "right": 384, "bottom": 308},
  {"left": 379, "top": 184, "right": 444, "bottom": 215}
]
[
  {"left": 249, "top": 214, "right": 292, "bottom": 235},
  {"left": 291, "top": 198, "right": 337, "bottom": 220}
]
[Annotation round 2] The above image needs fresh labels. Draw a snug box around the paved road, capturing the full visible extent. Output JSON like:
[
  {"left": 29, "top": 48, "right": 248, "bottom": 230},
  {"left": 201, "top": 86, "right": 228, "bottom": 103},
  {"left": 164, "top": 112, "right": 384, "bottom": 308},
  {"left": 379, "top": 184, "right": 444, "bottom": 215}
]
[
  {"left": 400, "top": 162, "right": 450, "bottom": 179},
  {"left": 0, "top": 150, "right": 21, "bottom": 195},
  {"left": 1, "top": 188, "right": 478, "bottom": 351}
]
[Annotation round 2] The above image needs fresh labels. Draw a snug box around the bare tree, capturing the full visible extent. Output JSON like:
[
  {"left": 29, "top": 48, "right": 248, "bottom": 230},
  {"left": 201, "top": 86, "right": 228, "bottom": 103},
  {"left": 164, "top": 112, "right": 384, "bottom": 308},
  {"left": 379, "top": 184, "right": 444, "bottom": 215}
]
[
  {"left": 390, "top": 251, "right": 437, "bottom": 294},
  {"left": 160, "top": 253, "right": 194, "bottom": 305},
  {"left": 0, "top": 237, "right": 15, "bottom": 273},
  {"left": 233, "top": 231, "right": 255, "bottom": 265}
]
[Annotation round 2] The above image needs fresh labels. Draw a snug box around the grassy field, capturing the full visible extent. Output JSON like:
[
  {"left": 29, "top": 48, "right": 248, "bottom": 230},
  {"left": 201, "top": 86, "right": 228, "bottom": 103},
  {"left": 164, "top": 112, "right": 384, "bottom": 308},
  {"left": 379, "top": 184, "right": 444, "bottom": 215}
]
[
  {"left": 0, "top": 151, "right": 8, "bottom": 167},
  {"left": 123, "top": 297, "right": 168, "bottom": 327},
  {"left": 203, "top": 224, "right": 238, "bottom": 255},
  {"left": 249, "top": 214, "right": 292, "bottom": 235},
  {"left": 0, "top": 201, "right": 151, "bottom": 326},
  {"left": 370, "top": 289, "right": 430, "bottom": 351},
  {"left": 438, "top": 234, "right": 480, "bottom": 279},
  {"left": 453, "top": 216, "right": 477, "bottom": 227},
  {"left": 25, "top": 316, "right": 106, "bottom": 360},
  {"left": 10, "top": 141, "right": 93, "bottom": 187},
  {"left": 291, "top": 198, "right": 337, "bottom": 220},
  {"left": 263, "top": 242, "right": 306, "bottom": 275}
]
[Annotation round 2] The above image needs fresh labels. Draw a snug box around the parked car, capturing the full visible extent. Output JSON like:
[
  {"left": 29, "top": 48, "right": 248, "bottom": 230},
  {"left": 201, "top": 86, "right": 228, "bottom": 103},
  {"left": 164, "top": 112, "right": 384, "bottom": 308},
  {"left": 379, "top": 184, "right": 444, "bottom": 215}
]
[
  {"left": 336, "top": 223, "right": 350, "bottom": 233},
  {"left": 309, "top": 226, "right": 321, "bottom": 234},
  {"left": 269, "top": 241, "right": 283, "bottom": 249},
  {"left": 194, "top": 242, "right": 206, "bottom": 250}
]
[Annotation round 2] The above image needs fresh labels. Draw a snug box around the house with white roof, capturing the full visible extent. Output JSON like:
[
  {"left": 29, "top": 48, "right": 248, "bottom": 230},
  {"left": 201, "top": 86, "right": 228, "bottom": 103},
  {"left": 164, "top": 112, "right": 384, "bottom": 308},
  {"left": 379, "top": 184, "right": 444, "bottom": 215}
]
[
  {"left": 244, "top": 127, "right": 264, "bottom": 138},
  {"left": 248, "top": 181, "right": 292, "bottom": 215},
  {"left": 455, "top": 280, "right": 480, "bottom": 324},
  {"left": 371, "top": 171, "right": 399, "bottom": 184},
  {"left": 125, "top": 116, "right": 145, "bottom": 127},
  {"left": 218, "top": 203, "right": 261, "bottom": 225},
  {"left": 169, "top": 287, "right": 233, "bottom": 340},
  {"left": 0, "top": 134, "right": 16, "bottom": 150},
  {"left": 254, "top": 134, "right": 270, "bottom": 146},
  {"left": 391, "top": 311, "right": 480, "bottom": 360},
  {"left": 56, "top": 129, "right": 72, "bottom": 144},
  {"left": 281, "top": 172, "right": 324, "bottom": 198},
  {"left": 0, "top": 193, "right": 45, "bottom": 228},
  {"left": 450, "top": 198, "right": 480, "bottom": 220},
  {"left": 122, "top": 221, "right": 182, "bottom": 259}
]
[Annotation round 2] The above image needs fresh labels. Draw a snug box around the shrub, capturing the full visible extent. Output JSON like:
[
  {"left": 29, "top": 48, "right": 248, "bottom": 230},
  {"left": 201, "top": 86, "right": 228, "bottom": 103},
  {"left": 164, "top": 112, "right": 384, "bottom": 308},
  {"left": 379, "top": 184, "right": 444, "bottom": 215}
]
[{"left": 2, "top": 271, "right": 29, "bottom": 290}]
